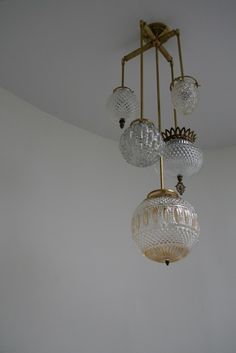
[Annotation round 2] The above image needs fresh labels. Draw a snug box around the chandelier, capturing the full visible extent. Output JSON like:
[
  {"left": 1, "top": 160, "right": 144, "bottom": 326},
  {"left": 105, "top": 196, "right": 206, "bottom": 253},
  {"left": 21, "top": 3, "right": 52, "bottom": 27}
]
[{"left": 107, "top": 20, "right": 202, "bottom": 265}]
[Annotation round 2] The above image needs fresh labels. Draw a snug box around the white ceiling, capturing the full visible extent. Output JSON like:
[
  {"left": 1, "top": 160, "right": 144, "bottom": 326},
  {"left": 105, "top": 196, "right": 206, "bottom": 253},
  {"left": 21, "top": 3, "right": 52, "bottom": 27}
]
[{"left": 0, "top": 0, "right": 236, "bottom": 148}]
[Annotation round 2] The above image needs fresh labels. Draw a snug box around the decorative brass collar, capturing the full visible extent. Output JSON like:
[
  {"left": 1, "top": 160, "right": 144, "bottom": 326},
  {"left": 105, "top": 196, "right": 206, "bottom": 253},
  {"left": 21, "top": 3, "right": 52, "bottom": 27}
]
[
  {"left": 161, "top": 127, "right": 197, "bottom": 143},
  {"left": 112, "top": 86, "right": 133, "bottom": 93},
  {"left": 170, "top": 75, "right": 200, "bottom": 90},
  {"left": 130, "top": 118, "right": 153, "bottom": 126},
  {"left": 147, "top": 189, "right": 179, "bottom": 199}
]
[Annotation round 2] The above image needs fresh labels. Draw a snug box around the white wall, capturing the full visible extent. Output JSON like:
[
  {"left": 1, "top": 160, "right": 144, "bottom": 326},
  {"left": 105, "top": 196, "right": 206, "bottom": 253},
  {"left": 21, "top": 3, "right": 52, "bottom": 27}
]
[{"left": 0, "top": 86, "right": 235, "bottom": 353}]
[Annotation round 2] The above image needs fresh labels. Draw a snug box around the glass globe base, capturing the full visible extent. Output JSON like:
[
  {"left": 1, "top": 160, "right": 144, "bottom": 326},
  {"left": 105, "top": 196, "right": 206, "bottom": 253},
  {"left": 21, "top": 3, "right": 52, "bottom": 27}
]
[
  {"left": 137, "top": 223, "right": 197, "bottom": 264},
  {"left": 144, "top": 243, "right": 189, "bottom": 264}
]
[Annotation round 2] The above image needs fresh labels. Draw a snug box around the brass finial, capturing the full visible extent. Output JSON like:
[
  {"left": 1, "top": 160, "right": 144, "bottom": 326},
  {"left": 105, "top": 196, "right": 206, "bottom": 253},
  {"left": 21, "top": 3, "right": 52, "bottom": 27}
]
[
  {"left": 119, "top": 118, "right": 125, "bottom": 129},
  {"left": 176, "top": 175, "right": 186, "bottom": 195}
]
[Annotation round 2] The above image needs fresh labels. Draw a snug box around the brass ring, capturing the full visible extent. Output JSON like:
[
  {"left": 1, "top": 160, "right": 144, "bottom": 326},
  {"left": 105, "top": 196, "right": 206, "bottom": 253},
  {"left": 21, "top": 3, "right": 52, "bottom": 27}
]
[{"left": 170, "top": 75, "right": 199, "bottom": 91}]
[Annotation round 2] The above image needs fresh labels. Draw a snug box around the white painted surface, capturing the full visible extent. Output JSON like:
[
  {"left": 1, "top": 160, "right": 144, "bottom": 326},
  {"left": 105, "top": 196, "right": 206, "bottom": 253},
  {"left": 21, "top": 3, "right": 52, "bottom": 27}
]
[
  {"left": 0, "top": 0, "right": 236, "bottom": 147},
  {"left": 0, "top": 87, "right": 236, "bottom": 353}
]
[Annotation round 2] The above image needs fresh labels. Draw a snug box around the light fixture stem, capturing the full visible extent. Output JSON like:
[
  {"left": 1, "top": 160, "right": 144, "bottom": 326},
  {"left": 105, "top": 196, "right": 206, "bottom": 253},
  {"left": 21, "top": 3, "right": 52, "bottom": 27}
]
[
  {"left": 176, "top": 30, "right": 184, "bottom": 78},
  {"left": 155, "top": 46, "right": 165, "bottom": 189},
  {"left": 160, "top": 157, "right": 164, "bottom": 189},
  {"left": 155, "top": 46, "right": 161, "bottom": 131},
  {"left": 140, "top": 20, "right": 144, "bottom": 120},
  {"left": 170, "top": 60, "right": 178, "bottom": 128},
  {"left": 121, "top": 59, "right": 125, "bottom": 87}
]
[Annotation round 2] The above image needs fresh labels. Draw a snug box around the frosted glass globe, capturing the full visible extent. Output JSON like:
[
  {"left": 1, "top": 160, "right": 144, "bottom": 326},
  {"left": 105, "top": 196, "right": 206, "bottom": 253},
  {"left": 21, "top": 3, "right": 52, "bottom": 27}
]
[
  {"left": 171, "top": 76, "right": 199, "bottom": 115},
  {"left": 132, "top": 189, "right": 200, "bottom": 264},
  {"left": 119, "top": 119, "right": 164, "bottom": 167},
  {"left": 106, "top": 87, "right": 139, "bottom": 128},
  {"left": 162, "top": 138, "right": 203, "bottom": 177}
]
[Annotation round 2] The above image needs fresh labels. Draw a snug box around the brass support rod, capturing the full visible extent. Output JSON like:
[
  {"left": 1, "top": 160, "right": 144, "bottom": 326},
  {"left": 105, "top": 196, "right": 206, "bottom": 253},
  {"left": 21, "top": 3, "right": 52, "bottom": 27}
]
[
  {"left": 155, "top": 47, "right": 164, "bottom": 189},
  {"left": 158, "top": 29, "right": 177, "bottom": 43},
  {"left": 121, "top": 59, "right": 125, "bottom": 87},
  {"left": 154, "top": 40, "right": 173, "bottom": 62},
  {"left": 170, "top": 60, "right": 178, "bottom": 128},
  {"left": 155, "top": 47, "right": 161, "bottom": 131},
  {"left": 140, "top": 20, "right": 144, "bottom": 120},
  {"left": 143, "top": 22, "right": 156, "bottom": 40},
  {"left": 123, "top": 42, "right": 153, "bottom": 63},
  {"left": 160, "top": 157, "right": 164, "bottom": 189},
  {"left": 176, "top": 29, "right": 184, "bottom": 78}
]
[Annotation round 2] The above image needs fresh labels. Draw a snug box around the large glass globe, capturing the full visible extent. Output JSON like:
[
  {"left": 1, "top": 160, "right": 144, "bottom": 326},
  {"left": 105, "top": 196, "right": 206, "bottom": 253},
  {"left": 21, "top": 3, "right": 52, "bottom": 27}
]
[
  {"left": 119, "top": 119, "right": 164, "bottom": 167},
  {"left": 171, "top": 76, "right": 199, "bottom": 115},
  {"left": 162, "top": 138, "right": 203, "bottom": 177},
  {"left": 106, "top": 86, "right": 139, "bottom": 128},
  {"left": 132, "top": 189, "right": 200, "bottom": 264}
]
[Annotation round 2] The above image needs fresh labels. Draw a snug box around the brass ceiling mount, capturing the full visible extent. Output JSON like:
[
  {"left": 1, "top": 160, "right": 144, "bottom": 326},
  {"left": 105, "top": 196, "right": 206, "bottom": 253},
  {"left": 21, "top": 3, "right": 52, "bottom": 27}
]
[{"left": 143, "top": 22, "right": 171, "bottom": 43}]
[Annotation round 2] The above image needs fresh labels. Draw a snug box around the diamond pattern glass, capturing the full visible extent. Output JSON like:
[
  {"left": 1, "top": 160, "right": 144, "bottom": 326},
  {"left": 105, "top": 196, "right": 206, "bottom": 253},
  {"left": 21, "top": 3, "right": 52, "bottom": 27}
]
[
  {"left": 106, "top": 87, "right": 139, "bottom": 127},
  {"left": 171, "top": 77, "right": 199, "bottom": 115},
  {"left": 132, "top": 193, "right": 200, "bottom": 263},
  {"left": 162, "top": 138, "right": 203, "bottom": 177},
  {"left": 119, "top": 120, "right": 164, "bottom": 167}
]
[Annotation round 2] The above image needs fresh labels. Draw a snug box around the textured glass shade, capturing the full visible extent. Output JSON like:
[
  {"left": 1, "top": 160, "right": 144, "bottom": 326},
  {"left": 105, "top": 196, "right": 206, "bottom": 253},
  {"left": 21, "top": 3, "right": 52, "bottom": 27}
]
[
  {"left": 132, "top": 190, "right": 200, "bottom": 264},
  {"left": 106, "top": 87, "right": 139, "bottom": 128},
  {"left": 162, "top": 138, "right": 203, "bottom": 177},
  {"left": 119, "top": 119, "right": 164, "bottom": 167},
  {"left": 171, "top": 76, "right": 199, "bottom": 115}
]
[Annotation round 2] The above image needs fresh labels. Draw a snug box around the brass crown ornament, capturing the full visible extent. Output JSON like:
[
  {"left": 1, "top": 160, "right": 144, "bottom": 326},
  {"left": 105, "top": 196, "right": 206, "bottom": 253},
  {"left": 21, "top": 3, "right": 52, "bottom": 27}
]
[{"left": 162, "top": 127, "right": 197, "bottom": 143}]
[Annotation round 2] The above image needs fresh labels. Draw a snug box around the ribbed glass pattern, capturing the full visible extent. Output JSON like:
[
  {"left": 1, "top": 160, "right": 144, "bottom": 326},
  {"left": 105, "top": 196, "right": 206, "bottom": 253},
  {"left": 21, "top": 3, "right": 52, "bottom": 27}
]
[
  {"left": 132, "top": 195, "right": 200, "bottom": 263},
  {"left": 171, "top": 77, "right": 199, "bottom": 115},
  {"left": 119, "top": 120, "right": 164, "bottom": 167},
  {"left": 162, "top": 138, "right": 203, "bottom": 177},
  {"left": 106, "top": 87, "right": 139, "bottom": 127}
]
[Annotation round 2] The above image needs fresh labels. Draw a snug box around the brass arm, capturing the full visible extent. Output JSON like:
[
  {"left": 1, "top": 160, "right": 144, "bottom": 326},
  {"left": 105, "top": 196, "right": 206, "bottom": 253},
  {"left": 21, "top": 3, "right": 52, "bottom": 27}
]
[{"left": 122, "top": 25, "right": 177, "bottom": 64}]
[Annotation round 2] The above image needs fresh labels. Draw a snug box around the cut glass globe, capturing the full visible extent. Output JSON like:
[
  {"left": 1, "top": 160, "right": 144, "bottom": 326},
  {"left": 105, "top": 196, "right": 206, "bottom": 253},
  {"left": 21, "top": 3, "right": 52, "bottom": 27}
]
[
  {"left": 132, "top": 189, "right": 200, "bottom": 264},
  {"left": 119, "top": 119, "right": 164, "bottom": 167},
  {"left": 171, "top": 76, "right": 199, "bottom": 115},
  {"left": 106, "top": 87, "right": 139, "bottom": 128},
  {"left": 162, "top": 138, "right": 203, "bottom": 177}
]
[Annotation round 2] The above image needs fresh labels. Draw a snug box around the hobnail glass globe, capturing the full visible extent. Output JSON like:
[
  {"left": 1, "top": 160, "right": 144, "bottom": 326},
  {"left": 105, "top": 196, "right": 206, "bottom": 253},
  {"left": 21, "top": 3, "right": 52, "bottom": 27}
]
[
  {"left": 171, "top": 76, "right": 199, "bottom": 115},
  {"left": 106, "top": 87, "right": 139, "bottom": 128},
  {"left": 132, "top": 190, "right": 200, "bottom": 264},
  {"left": 162, "top": 138, "right": 203, "bottom": 177},
  {"left": 119, "top": 119, "right": 164, "bottom": 167}
]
